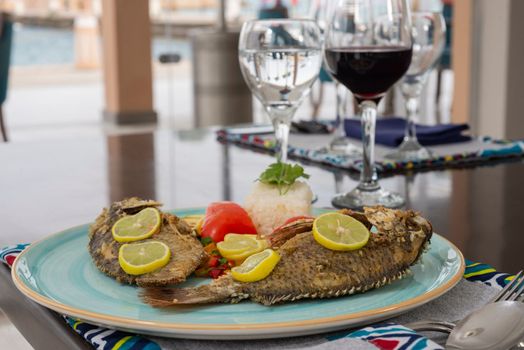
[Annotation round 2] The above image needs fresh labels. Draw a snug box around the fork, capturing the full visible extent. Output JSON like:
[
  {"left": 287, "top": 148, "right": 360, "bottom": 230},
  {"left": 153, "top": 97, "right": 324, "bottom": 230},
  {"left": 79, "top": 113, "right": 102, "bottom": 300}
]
[
  {"left": 490, "top": 270, "right": 524, "bottom": 303},
  {"left": 406, "top": 270, "right": 524, "bottom": 334}
]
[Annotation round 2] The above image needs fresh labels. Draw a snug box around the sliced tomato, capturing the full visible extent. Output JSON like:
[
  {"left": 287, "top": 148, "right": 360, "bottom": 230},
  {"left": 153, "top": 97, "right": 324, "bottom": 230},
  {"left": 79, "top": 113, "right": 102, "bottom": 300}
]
[{"left": 200, "top": 202, "right": 257, "bottom": 242}]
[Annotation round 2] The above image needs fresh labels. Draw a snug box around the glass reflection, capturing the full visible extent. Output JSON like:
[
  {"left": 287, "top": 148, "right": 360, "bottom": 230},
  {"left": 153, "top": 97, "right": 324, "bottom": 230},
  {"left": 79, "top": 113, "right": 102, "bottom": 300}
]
[{"left": 106, "top": 133, "right": 156, "bottom": 203}]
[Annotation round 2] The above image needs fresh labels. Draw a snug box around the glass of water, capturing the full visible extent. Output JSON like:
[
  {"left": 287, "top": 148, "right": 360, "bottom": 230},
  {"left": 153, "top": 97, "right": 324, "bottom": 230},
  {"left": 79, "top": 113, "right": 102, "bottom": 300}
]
[{"left": 239, "top": 19, "right": 323, "bottom": 163}]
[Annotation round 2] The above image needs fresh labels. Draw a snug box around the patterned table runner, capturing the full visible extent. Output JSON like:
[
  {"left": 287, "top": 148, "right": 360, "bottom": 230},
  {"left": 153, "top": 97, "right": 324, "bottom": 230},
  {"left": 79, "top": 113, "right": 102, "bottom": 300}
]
[
  {"left": 217, "top": 127, "right": 524, "bottom": 174},
  {"left": 1, "top": 244, "right": 515, "bottom": 350}
]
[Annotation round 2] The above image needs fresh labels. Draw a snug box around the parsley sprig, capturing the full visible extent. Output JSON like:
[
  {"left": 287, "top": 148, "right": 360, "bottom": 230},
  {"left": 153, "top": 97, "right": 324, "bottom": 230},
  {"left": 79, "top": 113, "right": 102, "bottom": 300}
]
[{"left": 257, "top": 162, "right": 310, "bottom": 195}]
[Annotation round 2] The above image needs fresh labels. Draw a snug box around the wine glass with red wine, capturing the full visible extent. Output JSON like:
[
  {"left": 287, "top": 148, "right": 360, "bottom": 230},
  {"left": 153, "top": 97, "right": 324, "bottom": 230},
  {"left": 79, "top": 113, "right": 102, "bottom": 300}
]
[{"left": 324, "top": 0, "right": 413, "bottom": 209}]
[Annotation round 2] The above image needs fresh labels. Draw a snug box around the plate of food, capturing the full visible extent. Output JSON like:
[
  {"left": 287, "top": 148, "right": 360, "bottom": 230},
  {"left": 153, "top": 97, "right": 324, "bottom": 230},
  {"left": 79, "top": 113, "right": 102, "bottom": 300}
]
[{"left": 12, "top": 163, "right": 464, "bottom": 339}]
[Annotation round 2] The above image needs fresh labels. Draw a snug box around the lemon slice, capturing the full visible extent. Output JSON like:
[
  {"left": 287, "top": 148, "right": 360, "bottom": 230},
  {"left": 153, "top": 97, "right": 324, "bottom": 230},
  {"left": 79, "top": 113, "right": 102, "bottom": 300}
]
[
  {"left": 231, "top": 248, "right": 280, "bottom": 283},
  {"left": 112, "top": 207, "right": 161, "bottom": 243},
  {"left": 217, "top": 234, "right": 268, "bottom": 264},
  {"left": 182, "top": 214, "right": 205, "bottom": 234},
  {"left": 217, "top": 235, "right": 259, "bottom": 254},
  {"left": 118, "top": 241, "right": 171, "bottom": 275},
  {"left": 313, "top": 212, "right": 370, "bottom": 251}
]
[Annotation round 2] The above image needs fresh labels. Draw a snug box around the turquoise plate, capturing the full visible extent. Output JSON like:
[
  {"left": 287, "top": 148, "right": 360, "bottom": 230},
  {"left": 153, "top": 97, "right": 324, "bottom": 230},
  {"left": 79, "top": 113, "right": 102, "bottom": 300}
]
[{"left": 12, "top": 208, "right": 464, "bottom": 340}]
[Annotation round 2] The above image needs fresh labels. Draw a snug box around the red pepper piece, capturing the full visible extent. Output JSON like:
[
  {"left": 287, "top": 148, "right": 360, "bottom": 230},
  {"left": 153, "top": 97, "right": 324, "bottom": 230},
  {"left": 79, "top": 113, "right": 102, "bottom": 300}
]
[
  {"left": 200, "top": 202, "right": 257, "bottom": 242},
  {"left": 209, "top": 269, "right": 223, "bottom": 279},
  {"left": 208, "top": 256, "right": 219, "bottom": 268}
]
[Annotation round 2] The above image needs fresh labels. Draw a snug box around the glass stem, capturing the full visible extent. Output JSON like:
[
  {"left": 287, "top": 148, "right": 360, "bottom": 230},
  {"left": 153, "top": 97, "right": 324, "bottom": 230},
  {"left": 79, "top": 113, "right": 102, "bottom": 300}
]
[
  {"left": 273, "top": 118, "right": 291, "bottom": 163},
  {"left": 359, "top": 100, "right": 379, "bottom": 191},
  {"left": 404, "top": 96, "right": 420, "bottom": 143},
  {"left": 335, "top": 82, "right": 347, "bottom": 137}
]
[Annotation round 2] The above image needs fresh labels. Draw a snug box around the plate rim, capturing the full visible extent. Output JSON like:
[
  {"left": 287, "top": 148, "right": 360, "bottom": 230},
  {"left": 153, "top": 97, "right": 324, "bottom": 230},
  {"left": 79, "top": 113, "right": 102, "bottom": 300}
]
[{"left": 11, "top": 210, "right": 465, "bottom": 333}]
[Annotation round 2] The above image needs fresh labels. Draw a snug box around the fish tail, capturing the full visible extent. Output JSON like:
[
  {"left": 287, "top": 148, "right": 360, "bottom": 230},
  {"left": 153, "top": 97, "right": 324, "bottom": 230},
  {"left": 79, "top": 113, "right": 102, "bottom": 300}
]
[
  {"left": 140, "top": 276, "right": 245, "bottom": 306},
  {"left": 141, "top": 287, "right": 226, "bottom": 306}
]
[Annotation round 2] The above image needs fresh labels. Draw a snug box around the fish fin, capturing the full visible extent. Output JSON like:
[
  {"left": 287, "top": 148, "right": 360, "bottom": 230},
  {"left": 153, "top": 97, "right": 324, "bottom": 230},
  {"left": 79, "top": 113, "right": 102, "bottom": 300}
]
[
  {"left": 165, "top": 213, "right": 194, "bottom": 236},
  {"left": 267, "top": 218, "right": 314, "bottom": 248},
  {"left": 339, "top": 209, "right": 373, "bottom": 229},
  {"left": 140, "top": 276, "right": 244, "bottom": 306},
  {"left": 119, "top": 197, "right": 163, "bottom": 212}
]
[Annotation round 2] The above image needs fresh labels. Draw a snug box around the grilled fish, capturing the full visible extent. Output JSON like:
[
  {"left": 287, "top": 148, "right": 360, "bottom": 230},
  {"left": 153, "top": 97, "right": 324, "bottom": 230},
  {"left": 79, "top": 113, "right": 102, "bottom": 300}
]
[
  {"left": 88, "top": 198, "right": 207, "bottom": 287},
  {"left": 141, "top": 206, "right": 432, "bottom": 306}
]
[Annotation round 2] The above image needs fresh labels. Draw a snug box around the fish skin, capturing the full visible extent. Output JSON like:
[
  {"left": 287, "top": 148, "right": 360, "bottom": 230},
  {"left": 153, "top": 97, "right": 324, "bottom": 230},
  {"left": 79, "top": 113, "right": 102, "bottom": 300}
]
[
  {"left": 88, "top": 198, "right": 207, "bottom": 287},
  {"left": 141, "top": 206, "right": 432, "bottom": 306}
]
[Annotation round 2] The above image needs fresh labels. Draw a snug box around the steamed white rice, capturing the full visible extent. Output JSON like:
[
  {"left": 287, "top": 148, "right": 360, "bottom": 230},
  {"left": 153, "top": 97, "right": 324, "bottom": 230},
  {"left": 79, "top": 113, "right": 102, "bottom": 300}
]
[{"left": 244, "top": 180, "right": 313, "bottom": 236}]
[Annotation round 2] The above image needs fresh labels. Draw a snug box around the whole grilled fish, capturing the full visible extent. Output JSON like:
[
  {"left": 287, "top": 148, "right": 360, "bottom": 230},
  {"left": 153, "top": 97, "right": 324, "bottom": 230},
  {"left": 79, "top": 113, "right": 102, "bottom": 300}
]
[
  {"left": 88, "top": 198, "right": 207, "bottom": 287},
  {"left": 141, "top": 206, "right": 432, "bottom": 306}
]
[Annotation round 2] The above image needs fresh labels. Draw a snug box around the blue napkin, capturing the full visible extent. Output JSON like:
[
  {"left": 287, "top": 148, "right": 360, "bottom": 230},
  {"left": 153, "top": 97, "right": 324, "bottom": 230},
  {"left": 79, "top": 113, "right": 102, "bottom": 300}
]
[{"left": 344, "top": 117, "right": 471, "bottom": 147}]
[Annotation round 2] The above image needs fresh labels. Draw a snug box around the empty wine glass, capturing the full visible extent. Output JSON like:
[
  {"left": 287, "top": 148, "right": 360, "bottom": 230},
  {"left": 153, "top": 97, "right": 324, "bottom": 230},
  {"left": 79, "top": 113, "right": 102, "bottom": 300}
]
[
  {"left": 239, "top": 19, "right": 323, "bottom": 163},
  {"left": 324, "top": 0, "right": 413, "bottom": 209},
  {"left": 385, "top": 12, "right": 446, "bottom": 161}
]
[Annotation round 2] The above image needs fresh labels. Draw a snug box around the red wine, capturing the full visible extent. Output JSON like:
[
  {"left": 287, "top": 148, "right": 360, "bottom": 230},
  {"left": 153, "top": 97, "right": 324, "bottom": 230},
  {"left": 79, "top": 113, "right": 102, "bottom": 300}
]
[{"left": 325, "top": 46, "right": 412, "bottom": 103}]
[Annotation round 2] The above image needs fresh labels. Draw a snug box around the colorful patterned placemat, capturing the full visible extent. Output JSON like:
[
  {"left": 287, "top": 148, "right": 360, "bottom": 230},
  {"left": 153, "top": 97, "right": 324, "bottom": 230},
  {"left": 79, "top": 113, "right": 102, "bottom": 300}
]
[
  {"left": 217, "top": 127, "right": 524, "bottom": 175},
  {"left": 1, "top": 244, "right": 514, "bottom": 350}
]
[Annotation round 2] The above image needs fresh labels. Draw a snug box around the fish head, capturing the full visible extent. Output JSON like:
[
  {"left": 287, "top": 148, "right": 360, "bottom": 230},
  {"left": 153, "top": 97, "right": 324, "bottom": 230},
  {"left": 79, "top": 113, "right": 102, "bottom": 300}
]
[{"left": 363, "top": 206, "right": 432, "bottom": 263}]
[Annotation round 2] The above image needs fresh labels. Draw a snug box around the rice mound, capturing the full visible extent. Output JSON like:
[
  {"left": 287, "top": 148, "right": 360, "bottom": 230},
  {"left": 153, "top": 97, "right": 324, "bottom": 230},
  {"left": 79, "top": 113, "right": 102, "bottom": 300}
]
[{"left": 244, "top": 181, "right": 313, "bottom": 236}]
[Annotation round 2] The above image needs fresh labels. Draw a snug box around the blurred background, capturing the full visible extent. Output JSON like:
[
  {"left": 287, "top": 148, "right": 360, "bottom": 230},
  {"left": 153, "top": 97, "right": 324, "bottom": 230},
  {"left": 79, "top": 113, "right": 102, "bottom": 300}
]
[
  {"left": 0, "top": 0, "right": 521, "bottom": 142},
  {"left": 0, "top": 0, "right": 457, "bottom": 142}
]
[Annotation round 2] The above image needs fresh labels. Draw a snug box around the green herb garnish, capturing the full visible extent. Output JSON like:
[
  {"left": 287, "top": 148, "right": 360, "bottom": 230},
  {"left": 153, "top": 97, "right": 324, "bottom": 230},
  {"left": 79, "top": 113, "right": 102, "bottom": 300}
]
[
  {"left": 258, "top": 162, "right": 310, "bottom": 194},
  {"left": 200, "top": 236, "right": 213, "bottom": 246}
]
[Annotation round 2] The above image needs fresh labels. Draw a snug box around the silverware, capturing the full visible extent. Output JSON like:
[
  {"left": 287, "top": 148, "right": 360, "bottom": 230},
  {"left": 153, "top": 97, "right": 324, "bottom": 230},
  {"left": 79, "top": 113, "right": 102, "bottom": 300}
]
[
  {"left": 407, "top": 271, "right": 524, "bottom": 336},
  {"left": 445, "top": 301, "right": 524, "bottom": 350},
  {"left": 445, "top": 271, "right": 524, "bottom": 350},
  {"left": 405, "top": 320, "right": 455, "bottom": 333},
  {"left": 489, "top": 270, "right": 524, "bottom": 303}
]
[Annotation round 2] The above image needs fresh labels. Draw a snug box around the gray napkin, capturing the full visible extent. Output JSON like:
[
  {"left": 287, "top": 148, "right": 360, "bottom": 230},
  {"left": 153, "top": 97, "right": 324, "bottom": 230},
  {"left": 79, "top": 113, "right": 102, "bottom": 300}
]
[{"left": 149, "top": 279, "right": 498, "bottom": 350}]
